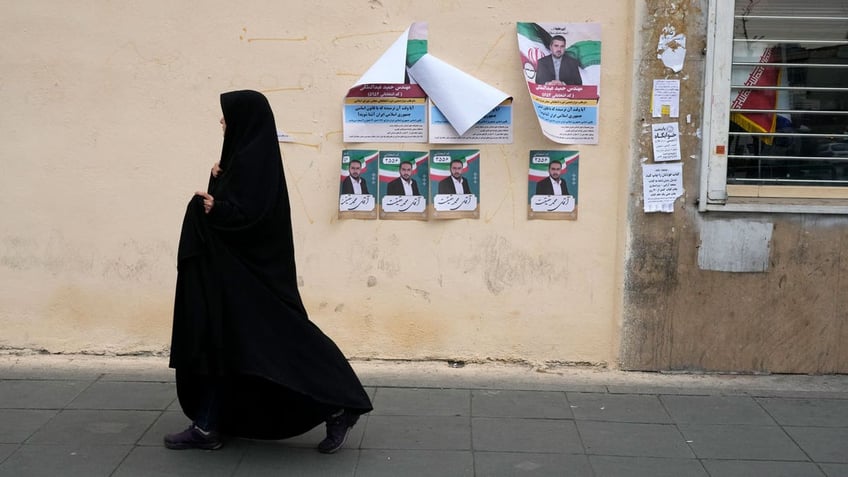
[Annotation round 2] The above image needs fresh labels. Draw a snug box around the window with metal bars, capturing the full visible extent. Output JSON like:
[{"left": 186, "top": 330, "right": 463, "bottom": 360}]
[{"left": 700, "top": 0, "right": 848, "bottom": 213}]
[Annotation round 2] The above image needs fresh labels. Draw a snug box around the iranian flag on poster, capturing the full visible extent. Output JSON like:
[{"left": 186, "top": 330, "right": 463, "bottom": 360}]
[
  {"left": 517, "top": 22, "right": 602, "bottom": 95},
  {"left": 527, "top": 150, "right": 580, "bottom": 202},
  {"left": 429, "top": 150, "right": 480, "bottom": 184},
  {"left": 517, "top": 22, "right": 603, "bottom": 144},
  {"left": 378, "top": 151, "right": 429, "bottom": 183}
]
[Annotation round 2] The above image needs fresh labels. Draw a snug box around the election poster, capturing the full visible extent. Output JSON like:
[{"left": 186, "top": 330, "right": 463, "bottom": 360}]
[
  {"left": 517, "top": 22, "right": 602, "bottom": 144},
  {"left": 343, "top": 22, "right": 510, "bottom": 144},
  {"left": 338, "top": 150, "right": 379, "bottom": 220},
  {"left": 527, "top": 150, "right": 579, "bottom": 220},
  {"left": 378, "top": 150, "right": 430, "bottom": 220},
  {"left": 429, "top": 149, "right": 480, "bottom": 219}
]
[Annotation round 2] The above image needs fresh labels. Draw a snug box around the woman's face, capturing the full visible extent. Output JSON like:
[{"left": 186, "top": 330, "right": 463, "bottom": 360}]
[{"left": 220, "top": 117, "right": 226, "bottom": 135}]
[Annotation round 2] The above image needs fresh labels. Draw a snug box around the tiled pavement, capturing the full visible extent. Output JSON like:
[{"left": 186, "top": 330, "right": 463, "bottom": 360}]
[{"left": 0, "top": 355, "right": 847, "bottom": 476}]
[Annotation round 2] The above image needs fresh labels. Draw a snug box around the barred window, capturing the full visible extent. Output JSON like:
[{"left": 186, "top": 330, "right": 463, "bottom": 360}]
[{"left": 701, "top": 0, "right": 848, "bottom": 213}]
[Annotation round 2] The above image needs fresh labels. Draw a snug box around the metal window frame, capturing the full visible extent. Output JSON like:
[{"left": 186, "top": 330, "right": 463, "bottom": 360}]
[{"left": 699, "top": 0, "right": 848, "bottom": 214}]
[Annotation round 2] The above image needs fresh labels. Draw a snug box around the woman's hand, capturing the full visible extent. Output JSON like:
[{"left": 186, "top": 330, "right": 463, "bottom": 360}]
[
  {"left": 211, "top": 162, "right": 223, "bottom": 178},
  {"left": 195, "top": 191, "right": 215, "bottom": 214}
]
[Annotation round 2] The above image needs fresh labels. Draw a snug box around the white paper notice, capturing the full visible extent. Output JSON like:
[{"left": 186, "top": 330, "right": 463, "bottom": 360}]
[
  {"left": 651, "top": 122, "right": 681, "bottom": 162},
  {"left": 656, "top": 26, "right": 686, "bottom": 73},
  {"left": 642, "top": 163, "right": 683, "bottom": 213},
  {"left": 652, "top": 79, "right": 680, "bottom": 118}
]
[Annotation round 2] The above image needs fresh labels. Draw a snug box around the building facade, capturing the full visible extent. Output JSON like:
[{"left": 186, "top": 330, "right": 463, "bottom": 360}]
[{"left": 1, "top": 0, "right": 845, "bottom": 373}]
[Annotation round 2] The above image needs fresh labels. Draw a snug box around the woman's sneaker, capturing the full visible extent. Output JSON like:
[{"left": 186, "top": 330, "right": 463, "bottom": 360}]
[
  {"left": 317, "top": 411, "right": 359, "bottom": 454},
  {"left": 164, "top": 424, "right": 223, "bottom": 450}
]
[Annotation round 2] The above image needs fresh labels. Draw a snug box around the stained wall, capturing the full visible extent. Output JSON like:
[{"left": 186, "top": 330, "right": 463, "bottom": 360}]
[
  {"left": 621, "top": 0, "right": 848, "bottom": 373},
  {"left": 0, "top": 1, "right": 635, "bottom": 365}
]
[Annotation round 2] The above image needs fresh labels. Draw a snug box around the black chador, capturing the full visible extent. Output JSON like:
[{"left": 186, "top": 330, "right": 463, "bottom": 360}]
[{"left": 169, "top": 90, "right": 372, "bottom": 440}]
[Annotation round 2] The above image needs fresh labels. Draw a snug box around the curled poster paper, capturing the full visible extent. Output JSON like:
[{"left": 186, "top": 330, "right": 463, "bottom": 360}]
[
  {"left": 352, "top": 24, "right": 420, "bottom": 87},
  {"left": 344, "top": 22, "right": 510, "bottom": 141},
  {"left": 407, "top": 54, "right": 511, "bottom": 137}
]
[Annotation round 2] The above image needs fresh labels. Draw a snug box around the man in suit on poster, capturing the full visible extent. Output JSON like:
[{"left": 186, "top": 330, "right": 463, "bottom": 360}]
[
  {"left": 535, "top": 160, "right": 570, "bottom": 196},
  {"left": 438, "top": 159, "right": 471, "bottom": 194},
  {"left": 341, "top": 159, "right": 369, "bottom": 195},
  {"left": 534, "top": 35, "right": 583, "bottom": 86},
  {"left": 386, "top": 160, "right": 421, "bottom": 196}
]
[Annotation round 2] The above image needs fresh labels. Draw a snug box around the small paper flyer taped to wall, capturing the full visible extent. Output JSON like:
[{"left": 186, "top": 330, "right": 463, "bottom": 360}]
[
  {"left": 344, "top": 22, "right": 511, "bottom": 144},
  {"left": 517, "top": 22, "right": 602, "bottom": 144},
  {"left": 642, "top": 162, "right": 683, "bottom": 213},
  {"left": 378, "top": 150, "right": 429, "bottom": 220},
  {"left": 339, "top": 150, "right": 379, "bottom": 220},
  {"left": 527, "top": 150, "right": 579, "bottom": 220},
  {"left": 429, "top": 149, "right": 480, "bottom": 219}
]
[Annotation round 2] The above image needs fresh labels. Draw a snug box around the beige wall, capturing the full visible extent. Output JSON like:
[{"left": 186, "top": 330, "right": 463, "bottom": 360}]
[
  {"left": 0, "top": 1, "right": 635, "bottom": 365},
  {"left": 9, "top": 1, "right": 842, "bottom": 374}
]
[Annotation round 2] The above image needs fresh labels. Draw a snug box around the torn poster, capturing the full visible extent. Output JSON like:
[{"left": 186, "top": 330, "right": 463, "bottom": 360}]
[
  {"left": 344, "top": 22, "right": 511, "bottom": 143},
  {"left": 656, "top": 26, "right": 686, "bottom": 73},
  {"left": 517, "top": 22, "right": 602, "bottom": 144},
  {"left": 429, "top": 99, "right": 513, "bottom": 144}
]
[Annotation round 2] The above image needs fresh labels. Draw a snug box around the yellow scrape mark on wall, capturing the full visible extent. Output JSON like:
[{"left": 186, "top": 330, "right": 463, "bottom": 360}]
[
  {"left": 478, "top": 31, "right": 507, "bottom": 70},
  {"left": 247, "top": 37, "right": 308, "bottom": 42},
  {"left": 282, "top": 149, "right": 314, "bottom": 224},
  {"left": 286, "top": 142, "right": 320, "bottom": 149},
  {"left": 332, "top": 30, "right": 404, "bottom": 44},
  {"left": 261, "top": 87, "right": 306, "bottom": 93},
  {"left": 240, "top": 27, "right": 307, "bottom": 42},
  {"left": 484, "top": 145, "right": 514, "bottom": 224}
]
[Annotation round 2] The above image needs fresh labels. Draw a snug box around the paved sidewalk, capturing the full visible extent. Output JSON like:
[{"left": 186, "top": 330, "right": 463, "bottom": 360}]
[{"left": 1, "top": 355, "right": 847, "bottom": 476}]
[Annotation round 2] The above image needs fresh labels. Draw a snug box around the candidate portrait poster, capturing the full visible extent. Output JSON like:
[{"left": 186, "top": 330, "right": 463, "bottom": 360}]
[
  {"left": 527, "top": 150, "right": 579, "bottom": 220},
  {"left": 378, "top": 150, "right": 429, "bottom": 220},
  {"left": 429, "top": 149, "right": 480, "bottom": 219},
  {"left": 517, "top": 22, "right": 602, "bottom": 144},
  {"left": 339, "top": 150, "right": 378, "bottom": 220}
]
